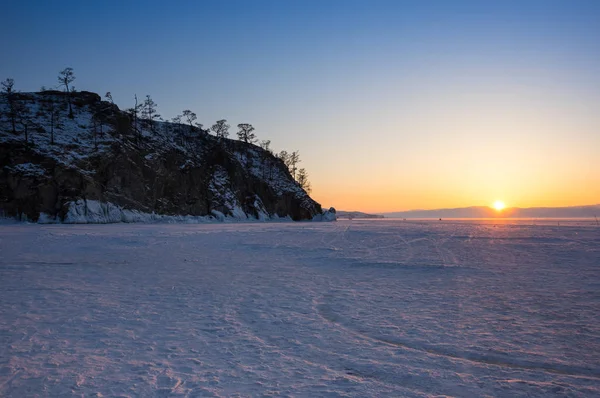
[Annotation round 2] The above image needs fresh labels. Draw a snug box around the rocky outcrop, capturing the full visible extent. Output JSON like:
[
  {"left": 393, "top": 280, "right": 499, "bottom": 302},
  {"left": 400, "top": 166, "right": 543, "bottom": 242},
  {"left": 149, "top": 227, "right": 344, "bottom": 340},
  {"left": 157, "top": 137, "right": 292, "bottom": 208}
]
[{"left": 0, "top": 91, "right": 325, "bottom": 222}]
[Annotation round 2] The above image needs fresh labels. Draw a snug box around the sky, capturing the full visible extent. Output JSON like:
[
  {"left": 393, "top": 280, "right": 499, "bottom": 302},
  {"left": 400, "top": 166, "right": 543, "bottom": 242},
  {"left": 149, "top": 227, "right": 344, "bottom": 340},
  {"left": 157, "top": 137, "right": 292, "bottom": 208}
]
[{"left": 2, "top": 0, "right": 599, "bottom": 212}]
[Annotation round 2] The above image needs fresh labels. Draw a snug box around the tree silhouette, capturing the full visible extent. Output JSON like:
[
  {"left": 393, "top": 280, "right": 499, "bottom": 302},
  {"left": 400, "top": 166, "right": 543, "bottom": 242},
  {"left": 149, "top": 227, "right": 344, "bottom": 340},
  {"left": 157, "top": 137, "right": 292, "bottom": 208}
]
[
  {"left": 182, "top": 110, "right": 197, "bottom": 128},
  {"left": 259, "top": 140, "right": 271, "bottom": 152},
  {"left": 289, "top": 151, "right": 300, "bottom": 179},
  {"left": 1, "top": 78, "right": 16, "bottom": 133},
  {"left": 211, "top": 119, "right": 230, "bottom": 140},
  {"left": 278, "top": 150, "right": 290, "bottom": 169},
  {"left": 142, "top": 95, "right": 160, "bottom": 131},
  {"left": 259, "top": 140, "right": 273, "bottom": 179},
  {"left": 171, "top": 114, "right": 183, "bottom": 137},
  {"left": 277, "top": 150, "right": 300, "bottom": 178},
  {"left": 16, "top": 101, "right": 32, "bottom": 144},
  {"left": 41, "top": 95, "right": 60, "bottom": 144},
  {"left": 58, "top": 67, "right": 75, "bottom": 118},
  {"left": 1, "top": 78, "right": 14, "bottom": 95},
  {"left": 236, "top": 123, "right": 256, "bottom": 143},
  {"left": 126, "top": 94, "right": 144, "bottom": 143},
  {"left": 296, "top": 168, "right": 311, "bottom": 193}
]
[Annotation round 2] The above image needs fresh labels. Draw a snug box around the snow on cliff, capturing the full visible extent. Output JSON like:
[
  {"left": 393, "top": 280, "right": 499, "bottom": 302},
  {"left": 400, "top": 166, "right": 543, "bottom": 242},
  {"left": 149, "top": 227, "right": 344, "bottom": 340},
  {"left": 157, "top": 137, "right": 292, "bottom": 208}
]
[{"left": 0, "top": 91, "right": 334, "bottom": 222}]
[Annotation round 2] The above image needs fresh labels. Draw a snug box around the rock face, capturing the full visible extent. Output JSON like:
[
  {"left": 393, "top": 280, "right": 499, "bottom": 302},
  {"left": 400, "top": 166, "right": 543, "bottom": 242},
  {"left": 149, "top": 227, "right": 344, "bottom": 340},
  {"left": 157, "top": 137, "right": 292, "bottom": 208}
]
[{"left": 0, "top": 91, "right": 324, "bottom": 222}]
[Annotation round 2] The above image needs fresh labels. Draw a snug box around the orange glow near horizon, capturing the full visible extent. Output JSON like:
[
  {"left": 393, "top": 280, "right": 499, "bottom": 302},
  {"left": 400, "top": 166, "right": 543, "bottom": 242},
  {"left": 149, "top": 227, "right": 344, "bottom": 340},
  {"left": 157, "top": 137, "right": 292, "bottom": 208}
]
[
  {"left": 303, "top": 96, "right": 600, "bottom": 214},
  {"left": 279, "top": 29, "right": 600, "bottom": 214},
  {"left": 310, "top": 170, "right": 600, "bottom": 213},
  {"left": 298, "top": 85, "right": 600, "bottom": 213}
]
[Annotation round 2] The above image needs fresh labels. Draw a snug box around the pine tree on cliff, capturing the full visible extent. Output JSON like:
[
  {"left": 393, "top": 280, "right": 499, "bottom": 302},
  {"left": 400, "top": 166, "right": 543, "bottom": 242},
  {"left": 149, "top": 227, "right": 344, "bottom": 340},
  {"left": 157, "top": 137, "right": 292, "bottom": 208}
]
[
  {"left": 58, "top": 68, "right": 75, "bottom": 118},
  {"left": 236, "top": 123, "right": 256, "bottom": 143},
  {"left": 259, "top": 140, "right": 274, "bottom": 180},
  {"left": 289, "top": 151, "right": 300, "bottom": 179},
  {"left": 93, "top": 95, "right": 115, "bottom": 139},
  {"left": 141, "top": 95, "right": 160, "bottom": 131},
  {"left": 259, "top": 139, "right": 272, "bottom": 153},
  {"left": 1, "top": 78, "right": 16, "bottom": 134},
  {"left": 126, "top": 95, "right": 143, "bottom": 144},
  {"left": 211, "top": 119, "right": 230, "bottom": 140},
  {"left": 278, "top": 150, "right": 290, "bottom": 168},
  {"left": 16, "top": 101, "right": 32, "bottom": 144},
  {"left": 91, "top": 107, "right": 109, "bottom": 148},
  {"left": 194, "top": 122, "right": 205, "bottom": 135},
  {"left": 182, "top": 110, "right": 197, "bottom": 128},
  {"left": 171, "top": 115, "right": 182, "bottom": 135},
  {"left": 182, "top": 110, "right": 198, "bottom": 137},
  {"left": 297, "top": 168, "right": 312, "bottom": 193},
  {"left": 41, "top": 94, "right": 59, "bottom": 145}
]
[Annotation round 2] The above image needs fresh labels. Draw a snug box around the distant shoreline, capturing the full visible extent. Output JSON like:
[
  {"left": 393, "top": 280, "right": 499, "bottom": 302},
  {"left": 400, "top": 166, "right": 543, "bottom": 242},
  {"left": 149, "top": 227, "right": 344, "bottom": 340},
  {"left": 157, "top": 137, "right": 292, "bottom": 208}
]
[
  {"left": 379, "top": 217, "right": 597, "bottom": 220},
  {"left": 340, "top": 217, "right": 599, "bottom": 227}
]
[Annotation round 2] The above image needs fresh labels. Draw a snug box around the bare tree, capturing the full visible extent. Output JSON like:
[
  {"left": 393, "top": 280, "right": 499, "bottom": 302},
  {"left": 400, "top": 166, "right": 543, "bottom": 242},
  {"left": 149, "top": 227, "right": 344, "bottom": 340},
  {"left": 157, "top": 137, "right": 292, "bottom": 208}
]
[
  {"left": 296, "top": 168, "right": 311, "bottom": 193},
  {"left": 171, "top": 114, "right": 183, "bottom": 137},
  {"left": 1, "top": 78, "right": 14, "bottom": 94},
  {"left": 278, "top": 150, "right": 300, "bottom": 177},
  {"left": 236, "top": 123, "right": 256, "bottom": 143},
  {"left": 289, "top": 150, "right": 300, "bottom": 179},
  {"left": 142, "top": 95, "right": 158, "bottom": 120},
  {"left": 259, "top": 140, "right": 273, "bottom": 179},
  {"left": 16, "top": 101, "right": 32, "bottom": 144},
  {"left": 41, "top": 95, "right": 60, "bottom": 144},
  {"left": 259, "top": 139, "right": 272, "bottom": 153},
  {"left": 182, "top": 110, "right": 197, "bottom": 128},
  {"left": 105, "top": 92, "right": 114, "bottom": 104},
  {"left": 91, "top": 104, "right": 109, "bottom": 145},
  {"left": 58, "top": 67, "right": 75, "bottom": 118},
  {"left": 211, "top": 119, "right": 230, "bottom": 140},
  {"left": 126, "top": 94, "right": 144, "bottom": 143},
  {"left": 278, "top": 150, "right": 289, "bottom": 168},
  {"left": 141, "top": 95, "right": 160, "bottom": 131},
  {"left": 1, "top": 78, "right": 16, "bottom": 133}
]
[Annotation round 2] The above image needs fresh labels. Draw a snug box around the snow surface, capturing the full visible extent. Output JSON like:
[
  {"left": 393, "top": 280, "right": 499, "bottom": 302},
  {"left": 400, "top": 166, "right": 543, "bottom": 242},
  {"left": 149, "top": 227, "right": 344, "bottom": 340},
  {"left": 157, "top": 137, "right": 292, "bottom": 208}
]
[{"left": 1, "top": 220, "right": 599, "bottom": 396}]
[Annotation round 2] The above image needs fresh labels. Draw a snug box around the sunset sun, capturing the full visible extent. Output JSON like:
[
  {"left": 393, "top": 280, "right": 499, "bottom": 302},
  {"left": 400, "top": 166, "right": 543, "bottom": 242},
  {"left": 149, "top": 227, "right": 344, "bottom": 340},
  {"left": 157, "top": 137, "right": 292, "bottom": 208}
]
[{"left": 493, "top": 200, "right": 506, "bottom": 211}]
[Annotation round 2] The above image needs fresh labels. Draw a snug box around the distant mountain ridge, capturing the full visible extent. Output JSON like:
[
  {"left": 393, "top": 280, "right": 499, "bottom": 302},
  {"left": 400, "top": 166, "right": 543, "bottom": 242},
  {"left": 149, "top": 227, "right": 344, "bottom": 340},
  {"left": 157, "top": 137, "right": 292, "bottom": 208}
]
[
  {"left": 384, "top": 205, "right": 600, "bottom": 219},
  {"left": 336, "top": 210, "right": 384, "bottom": 219}
]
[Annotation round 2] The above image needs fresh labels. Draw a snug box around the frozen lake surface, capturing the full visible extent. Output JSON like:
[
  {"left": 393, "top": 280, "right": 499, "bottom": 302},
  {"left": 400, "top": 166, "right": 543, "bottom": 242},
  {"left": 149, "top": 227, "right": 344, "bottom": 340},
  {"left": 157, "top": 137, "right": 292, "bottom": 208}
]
[{"left": 1, "top": 220, "right": 599, "bottom": 396}]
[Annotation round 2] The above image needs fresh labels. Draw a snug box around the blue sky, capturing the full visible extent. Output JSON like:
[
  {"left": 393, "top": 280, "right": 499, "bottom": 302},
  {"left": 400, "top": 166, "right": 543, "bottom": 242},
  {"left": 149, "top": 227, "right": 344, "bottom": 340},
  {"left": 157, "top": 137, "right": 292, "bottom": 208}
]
[{"left": 2, "top": 0, "right": 599, "bottom": 211}]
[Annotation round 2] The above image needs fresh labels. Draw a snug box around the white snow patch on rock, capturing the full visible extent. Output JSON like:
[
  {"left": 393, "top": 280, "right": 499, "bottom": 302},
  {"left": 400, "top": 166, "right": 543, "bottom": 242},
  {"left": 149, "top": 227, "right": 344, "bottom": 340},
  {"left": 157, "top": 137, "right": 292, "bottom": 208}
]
[
  {"left": 5, "top": 163, "right": 47, "bottom": 177},
  {"left": 313, "top": 207, "right": 337, "bottom": 222},
  {"left": 211, "top": 210, "right": 225, "bottom": 222},
  {"left": 59, "top": 200, "right": 306, "bottom": 224}
]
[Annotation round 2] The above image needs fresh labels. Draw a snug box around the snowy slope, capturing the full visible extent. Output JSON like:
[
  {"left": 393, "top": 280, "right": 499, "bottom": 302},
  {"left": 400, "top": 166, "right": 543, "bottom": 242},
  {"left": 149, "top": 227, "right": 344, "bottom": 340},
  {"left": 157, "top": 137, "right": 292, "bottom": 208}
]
[{"left": 1, "top": 219, "right": 598, "bottom": 396}]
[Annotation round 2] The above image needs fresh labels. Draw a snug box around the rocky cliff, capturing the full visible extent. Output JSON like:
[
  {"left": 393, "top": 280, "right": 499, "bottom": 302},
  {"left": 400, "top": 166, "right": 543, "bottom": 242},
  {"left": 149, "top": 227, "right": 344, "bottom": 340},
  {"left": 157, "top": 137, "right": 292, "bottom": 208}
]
[{"left": 0, "top": 91, "right": 331, "bottom": 222}]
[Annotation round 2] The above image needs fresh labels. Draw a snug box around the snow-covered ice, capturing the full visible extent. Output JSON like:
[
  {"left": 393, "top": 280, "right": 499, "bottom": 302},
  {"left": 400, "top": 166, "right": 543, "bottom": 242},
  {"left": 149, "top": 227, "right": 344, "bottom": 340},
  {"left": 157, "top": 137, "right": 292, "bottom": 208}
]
[{"left": 0, "top": 219, "right": 599, "bottom": 396}]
